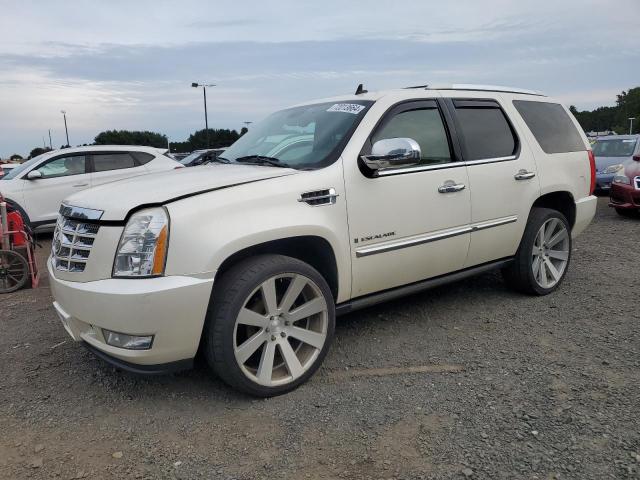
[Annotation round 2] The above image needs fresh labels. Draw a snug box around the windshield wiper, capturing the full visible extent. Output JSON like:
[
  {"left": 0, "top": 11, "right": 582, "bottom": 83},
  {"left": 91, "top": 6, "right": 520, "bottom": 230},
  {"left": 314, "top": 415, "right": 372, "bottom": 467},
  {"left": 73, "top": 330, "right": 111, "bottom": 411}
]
[
  {"left": 234, "top": 155, "right": 290, "bottom": 168},
  {"left": 202, "top": 156, "right": 231, "bottom": 165}
]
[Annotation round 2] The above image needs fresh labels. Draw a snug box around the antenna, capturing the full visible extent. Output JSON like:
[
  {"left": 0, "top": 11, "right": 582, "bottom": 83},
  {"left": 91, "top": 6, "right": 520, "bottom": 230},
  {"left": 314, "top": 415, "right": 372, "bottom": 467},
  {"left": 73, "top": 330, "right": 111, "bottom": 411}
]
[{"left": 355, "top": 83, "right": 368, "bottom": 95}]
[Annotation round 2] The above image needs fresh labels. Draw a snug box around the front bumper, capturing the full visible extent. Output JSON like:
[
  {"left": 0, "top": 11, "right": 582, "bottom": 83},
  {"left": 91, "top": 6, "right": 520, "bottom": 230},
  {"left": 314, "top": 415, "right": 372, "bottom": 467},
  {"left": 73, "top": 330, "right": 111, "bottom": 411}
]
[
  {"left": 596, "top": 173, "right": 615, "bottom": 191},
  {"left": 609, "top": 182, "right": 640, "bottom": 210},
  {"left": 48, "top": 258, "right": 214, "bottom": 367}
]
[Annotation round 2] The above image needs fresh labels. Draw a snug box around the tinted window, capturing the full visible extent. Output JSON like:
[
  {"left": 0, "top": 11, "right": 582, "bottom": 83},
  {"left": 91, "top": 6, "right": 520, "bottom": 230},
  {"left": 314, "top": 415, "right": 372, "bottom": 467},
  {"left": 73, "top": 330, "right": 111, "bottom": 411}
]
[
  {"left": 130, "top": 151, "right": 154, "bottom": 165},
  {"left": 513, "top": 100, "right": 585, "bottom": 154},
  {"left": 36, "top": 155, "right": 87, "bottom": 178},
  {"left": 93, "top": 153, "right": 136, "bottom": 172},
  {"left": 455, "top": 104, "right": 516, "bottom": 160},
  {"left": 372, "top": 108, "right": 452, "bottom": 165}
]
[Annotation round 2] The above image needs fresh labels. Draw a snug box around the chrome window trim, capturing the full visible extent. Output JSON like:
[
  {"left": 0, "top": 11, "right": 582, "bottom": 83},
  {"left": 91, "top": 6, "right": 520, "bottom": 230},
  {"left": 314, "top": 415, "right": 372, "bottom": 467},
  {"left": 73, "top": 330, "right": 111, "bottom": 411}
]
[
  {"left": 59, "top": 204, "right": 104, "bottom": 220},
  {"left": 464, "top": 155, "right": 518, "bottom": 166},
  {"left": 355, "top": 215, "right": 518, "bottom": 258},
  {"left": 374, "top": 155, "right": 518, "bottom": 177}
]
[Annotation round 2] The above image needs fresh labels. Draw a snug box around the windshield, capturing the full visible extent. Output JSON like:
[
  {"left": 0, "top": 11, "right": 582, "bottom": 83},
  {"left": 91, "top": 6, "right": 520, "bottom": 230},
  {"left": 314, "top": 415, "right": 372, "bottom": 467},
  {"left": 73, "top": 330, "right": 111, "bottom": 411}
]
[
  {"left": 221, "top": 101, "right": 373, "bottom": 169},
  {"left": 592, "top": 138, "right": 637, "bottom": 157},
  {"left": 0, "top": 155, "right": 44, "bottom": 180},
  {"left": 179, "top": 151, "right": 206, "bottom": 165}
]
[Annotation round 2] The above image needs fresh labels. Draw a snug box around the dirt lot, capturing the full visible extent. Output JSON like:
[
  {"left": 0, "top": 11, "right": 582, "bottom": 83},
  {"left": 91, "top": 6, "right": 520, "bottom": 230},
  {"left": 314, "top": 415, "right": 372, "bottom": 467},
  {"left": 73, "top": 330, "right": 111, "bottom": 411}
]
[{"left": 1, "top": 197, "right": 639, "bottom": 480}]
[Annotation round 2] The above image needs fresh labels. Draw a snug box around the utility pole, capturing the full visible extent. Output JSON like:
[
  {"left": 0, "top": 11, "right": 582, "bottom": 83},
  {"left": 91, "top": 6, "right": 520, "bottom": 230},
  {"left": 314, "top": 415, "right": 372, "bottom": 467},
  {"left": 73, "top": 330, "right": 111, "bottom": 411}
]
[
  {"left": 629, "top": 117, "right": 636, "bottom": 135},
  {"left": 48, "top": 129, "right": 53, "bottom": 149},
  {"left": 191, "top": 83, "right": 215, "bottom": 148},
  {"left": 61, "top": 110, "right": 70, "bottom": 147}
]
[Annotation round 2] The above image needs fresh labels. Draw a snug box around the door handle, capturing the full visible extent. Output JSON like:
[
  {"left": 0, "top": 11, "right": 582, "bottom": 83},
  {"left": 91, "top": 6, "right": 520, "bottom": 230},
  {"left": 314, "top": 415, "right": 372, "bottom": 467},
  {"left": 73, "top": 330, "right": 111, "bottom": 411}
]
[
  {"left": 438, "top": 181, "right": 466, "bottom": 193},
  {"left": 72, "top": 183, "right": 89, "bottom": 187},
  {"left": 514, "top": 170, "right": 536, "bottom": 181}
]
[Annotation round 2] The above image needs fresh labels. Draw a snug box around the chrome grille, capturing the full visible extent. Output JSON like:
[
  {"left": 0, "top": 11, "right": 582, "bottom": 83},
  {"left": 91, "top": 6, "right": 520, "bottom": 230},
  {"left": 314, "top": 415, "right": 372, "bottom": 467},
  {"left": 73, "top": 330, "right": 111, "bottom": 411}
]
[{"left": 52, "top": 216, "right": 100, "bottom": 272}]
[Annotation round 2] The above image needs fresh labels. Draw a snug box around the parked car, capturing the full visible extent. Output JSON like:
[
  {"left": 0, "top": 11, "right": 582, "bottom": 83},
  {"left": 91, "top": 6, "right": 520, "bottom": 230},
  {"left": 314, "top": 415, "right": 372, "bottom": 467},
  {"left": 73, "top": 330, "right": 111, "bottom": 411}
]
[
  {"left": 179, "top": 148, "right": 228, "bottom": 167},
  {"left": 609, "top": 154, "right": 640, "bottom": 216},
  {"left": 0, "top": 146, "right": 181, "bottom": 230},
  {"left": 0, "top": 163, "right": 18, "bottom": 178},
  {"left": 592, "top": 135, "right": 639, "bottom": 191},
  {"left": 49, "top": 84, "right": 596, "bottom": 396}
]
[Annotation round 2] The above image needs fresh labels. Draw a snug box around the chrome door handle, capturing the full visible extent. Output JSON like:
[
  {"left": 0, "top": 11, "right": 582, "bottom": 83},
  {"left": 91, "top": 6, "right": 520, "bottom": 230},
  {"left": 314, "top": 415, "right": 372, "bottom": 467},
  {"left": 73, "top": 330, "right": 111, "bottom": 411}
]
[
  {"left": 438, "top": 181, "right": 466, "bottom": 193},
  {"left": 72, "top": 183, "right": 89, "bottom": 187},
  {"left": 514, "top": 170, "right": 536, "bottom": 181}
]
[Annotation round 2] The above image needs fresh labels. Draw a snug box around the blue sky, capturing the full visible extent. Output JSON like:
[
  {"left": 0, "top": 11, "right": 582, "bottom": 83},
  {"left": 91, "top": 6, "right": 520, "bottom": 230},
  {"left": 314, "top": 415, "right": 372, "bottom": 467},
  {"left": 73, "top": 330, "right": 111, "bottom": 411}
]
[{"left": 1, "top": 0, "right": 639, "bottom": 157}]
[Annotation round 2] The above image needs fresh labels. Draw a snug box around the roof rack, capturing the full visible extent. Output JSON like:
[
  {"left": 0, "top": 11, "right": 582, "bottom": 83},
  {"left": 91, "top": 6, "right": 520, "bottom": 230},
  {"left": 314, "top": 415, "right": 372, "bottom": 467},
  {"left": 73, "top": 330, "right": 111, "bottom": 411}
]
[{"left": 404, "top": 84, "right": 544, "bottom": 96}]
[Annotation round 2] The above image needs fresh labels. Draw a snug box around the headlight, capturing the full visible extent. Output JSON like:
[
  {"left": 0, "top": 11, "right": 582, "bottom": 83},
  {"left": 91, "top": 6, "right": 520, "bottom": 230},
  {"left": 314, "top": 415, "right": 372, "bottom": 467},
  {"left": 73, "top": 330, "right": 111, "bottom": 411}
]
[
  {"left": 613, "top": 175, "right": 631, "bottom": 185},
  {"left": 603, "top": 163, "right": 623, "bottom": 174},
  {"left": 113, "top": 207, "right": 169, "bottom": 277}
]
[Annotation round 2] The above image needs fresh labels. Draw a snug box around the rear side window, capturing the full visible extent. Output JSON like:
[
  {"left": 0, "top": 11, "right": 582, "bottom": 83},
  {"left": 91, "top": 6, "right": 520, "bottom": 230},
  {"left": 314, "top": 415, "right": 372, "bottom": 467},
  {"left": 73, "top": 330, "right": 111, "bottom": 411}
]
[
  {"left": 453, "top": 100, "right": 517, "bottom": 160},
  {"left": 513, "top": 100, "right": 585, "bottom": 154},
  {"left": 130, "top": 151, "right": 155, "bottom": 165},
  {"left": 92, "top": 153, "right": 136, "bottom": 172}
]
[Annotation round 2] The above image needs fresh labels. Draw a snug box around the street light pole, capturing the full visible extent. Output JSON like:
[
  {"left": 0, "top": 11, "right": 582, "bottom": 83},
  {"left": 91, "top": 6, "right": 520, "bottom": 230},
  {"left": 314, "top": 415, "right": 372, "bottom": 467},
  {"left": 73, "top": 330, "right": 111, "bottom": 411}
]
[
  {"left": 191, "top": 83, "right": 215, "bottom": 148},
  {"left": 629, "top": 117, "right": 636, "bottom": 135},
  {"left": 61, "top": 110, "right": 70, "bottom": 147}
]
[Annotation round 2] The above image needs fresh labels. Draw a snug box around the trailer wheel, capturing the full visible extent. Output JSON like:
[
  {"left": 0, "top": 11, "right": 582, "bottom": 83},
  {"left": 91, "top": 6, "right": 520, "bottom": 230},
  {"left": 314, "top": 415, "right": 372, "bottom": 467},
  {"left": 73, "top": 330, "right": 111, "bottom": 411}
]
[{"left": 0, "top": 250, "right": 29, "bottom": 293}]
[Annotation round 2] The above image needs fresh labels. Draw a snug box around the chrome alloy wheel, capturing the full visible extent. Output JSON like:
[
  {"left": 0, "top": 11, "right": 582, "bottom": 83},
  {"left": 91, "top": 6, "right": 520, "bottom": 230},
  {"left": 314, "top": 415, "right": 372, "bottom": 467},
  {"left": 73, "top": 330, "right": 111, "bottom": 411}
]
[
  {"left": 531, "top": 218, "right": 570, "bottom": 289},
  {"left": 233, "top": 273, "right": 328, "bottom": 387}
]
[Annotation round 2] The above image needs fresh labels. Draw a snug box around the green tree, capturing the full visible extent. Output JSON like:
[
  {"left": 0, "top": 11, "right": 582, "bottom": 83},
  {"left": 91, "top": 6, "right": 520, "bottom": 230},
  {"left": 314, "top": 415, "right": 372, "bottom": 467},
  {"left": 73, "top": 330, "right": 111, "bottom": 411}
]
[
  {"left": 570, "top": 86, "right": 640, "bottom": 134},
  {"left": 9, "top": 154, "right": 23, "bottom": 162},
  {"left": 29, "top": 147, "right": 51, "bottom": 159},
  {"left": 240, "top": 127, "right": 248, "bottom": 136},
  {"left": 94, "top": 130, "right": 168, "bottom": 148},
  {"left": 187, "top": 128, "right": 240, "bottom": 150}
]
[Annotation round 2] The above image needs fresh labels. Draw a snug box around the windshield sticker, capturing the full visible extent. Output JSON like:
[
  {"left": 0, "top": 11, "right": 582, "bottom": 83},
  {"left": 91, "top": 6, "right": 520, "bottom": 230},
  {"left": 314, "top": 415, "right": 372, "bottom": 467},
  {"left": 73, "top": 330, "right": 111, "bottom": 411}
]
[{"left": 327, "top": 103, "right": 366, "bottom": 115}]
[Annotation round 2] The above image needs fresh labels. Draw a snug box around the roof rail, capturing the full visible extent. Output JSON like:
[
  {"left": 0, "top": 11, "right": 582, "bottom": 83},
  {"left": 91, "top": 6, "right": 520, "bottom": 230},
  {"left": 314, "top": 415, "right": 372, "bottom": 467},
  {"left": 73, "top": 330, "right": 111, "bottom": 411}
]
[{"left": 425, "top": 84, "right": 545, "bottom": 96}]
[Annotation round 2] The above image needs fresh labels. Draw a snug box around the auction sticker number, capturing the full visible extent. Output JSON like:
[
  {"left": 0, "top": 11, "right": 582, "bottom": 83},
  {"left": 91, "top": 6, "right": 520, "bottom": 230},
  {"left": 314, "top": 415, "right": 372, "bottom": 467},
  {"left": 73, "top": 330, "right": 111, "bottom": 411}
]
[{"left": 327, "top": 103, "right": 366, "bottom": 114}]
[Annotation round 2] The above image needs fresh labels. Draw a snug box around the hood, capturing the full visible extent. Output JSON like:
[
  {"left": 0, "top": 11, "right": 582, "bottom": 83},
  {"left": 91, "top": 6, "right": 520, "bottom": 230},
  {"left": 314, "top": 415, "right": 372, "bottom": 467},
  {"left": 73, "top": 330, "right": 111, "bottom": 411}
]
[
  {"left": 64, "top": 164, "right": 298, "bottom": 221},
  {"left": 594, "top": 155, "right": 632, "bottom": 172}
]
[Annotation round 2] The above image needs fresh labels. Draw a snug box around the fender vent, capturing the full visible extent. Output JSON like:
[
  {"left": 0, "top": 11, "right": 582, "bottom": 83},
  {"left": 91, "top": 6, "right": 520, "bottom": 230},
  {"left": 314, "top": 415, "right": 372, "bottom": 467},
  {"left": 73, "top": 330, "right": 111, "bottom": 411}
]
[{"left": 298, "top": 188, "right": 339, "bottom": 206}]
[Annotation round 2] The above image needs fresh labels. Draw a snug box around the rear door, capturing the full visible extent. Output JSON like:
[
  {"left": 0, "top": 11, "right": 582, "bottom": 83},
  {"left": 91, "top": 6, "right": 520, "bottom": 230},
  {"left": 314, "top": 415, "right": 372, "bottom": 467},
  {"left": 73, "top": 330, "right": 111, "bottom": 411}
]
[
  {"left": 22, "top": 154, "right": 90, "bottom": 225},
  {"left": 444, "top": 95, "right": 540, "bottom": 267},
  {"left": 89, "top": 151, "right": 147, "bottom": 186}
]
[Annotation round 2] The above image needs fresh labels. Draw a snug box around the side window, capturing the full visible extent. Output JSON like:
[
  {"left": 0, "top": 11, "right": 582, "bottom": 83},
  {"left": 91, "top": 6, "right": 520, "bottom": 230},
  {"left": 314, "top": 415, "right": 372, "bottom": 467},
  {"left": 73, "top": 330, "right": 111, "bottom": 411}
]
[
  {"left": 513, "top": 100, "right": 585, "bottom": 154},
  {"left": 372, "top": 108, "right": 453, "bottom": 166},
  {"left": 130, "top": 151, "right": 154, "bottom": 165},
  {"left": 36, "top": 155, "right": 87, "bottom": 178},
  {"left": 454, "top": 101, "right": 517, "bottom": 160},
  {"left": 93, "top": 153, "right": 136, "bottom": 172}
]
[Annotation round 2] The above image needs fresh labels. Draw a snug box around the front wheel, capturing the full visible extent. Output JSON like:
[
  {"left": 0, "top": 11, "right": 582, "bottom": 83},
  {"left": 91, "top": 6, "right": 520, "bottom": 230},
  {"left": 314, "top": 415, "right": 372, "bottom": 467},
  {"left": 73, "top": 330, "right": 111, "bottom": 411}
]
[
  {"left": 502, "top": 208, "right": 571, "bottom": 295},
  {"left": 203, "top": 254, "right": 335, "bottom": 397}
]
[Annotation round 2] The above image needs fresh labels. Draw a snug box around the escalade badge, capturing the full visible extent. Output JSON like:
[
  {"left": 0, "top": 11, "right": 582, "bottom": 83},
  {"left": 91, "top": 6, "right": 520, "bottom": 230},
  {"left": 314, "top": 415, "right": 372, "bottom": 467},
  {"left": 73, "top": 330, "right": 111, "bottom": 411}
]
[{"left": 354, "top": 232, "right": 395, "bottom": 244}]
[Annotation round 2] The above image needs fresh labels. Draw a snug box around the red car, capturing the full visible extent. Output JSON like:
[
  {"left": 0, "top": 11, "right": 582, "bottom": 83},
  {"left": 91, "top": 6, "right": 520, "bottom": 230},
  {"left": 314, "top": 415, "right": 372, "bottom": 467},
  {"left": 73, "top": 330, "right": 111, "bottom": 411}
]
[{"left": 609, "top": 156, "right": 640, "bottom": 216}]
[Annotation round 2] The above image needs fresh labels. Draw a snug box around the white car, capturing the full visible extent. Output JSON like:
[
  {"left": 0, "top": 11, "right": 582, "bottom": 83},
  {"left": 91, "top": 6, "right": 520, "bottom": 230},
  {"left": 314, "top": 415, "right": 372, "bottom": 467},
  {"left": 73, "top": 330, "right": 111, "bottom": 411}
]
[
  {"left": 0, "top": 146, "right": 181, "bottom": 230},
  {"left": 49, "top": 85, "right": 597, "bottom": 396}
]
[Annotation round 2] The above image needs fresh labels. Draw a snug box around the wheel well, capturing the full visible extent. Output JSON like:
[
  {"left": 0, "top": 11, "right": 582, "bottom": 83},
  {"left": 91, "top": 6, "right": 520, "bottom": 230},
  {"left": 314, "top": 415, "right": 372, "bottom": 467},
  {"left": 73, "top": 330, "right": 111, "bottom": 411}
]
[
  {"left": 215, "top": 236, "right": 339, "bottom": 300},
  {"left": 532, "top": 191, "right": 576, "bottom": 228}
]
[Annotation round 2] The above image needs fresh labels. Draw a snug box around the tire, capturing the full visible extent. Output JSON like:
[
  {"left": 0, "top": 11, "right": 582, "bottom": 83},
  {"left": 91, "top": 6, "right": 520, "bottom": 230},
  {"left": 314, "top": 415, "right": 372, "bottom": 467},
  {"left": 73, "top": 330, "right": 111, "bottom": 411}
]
[
  {"left": 0, "top": 250, "right": 29, "bottom": 293},
  {"left": 502, "top": 208, "right": 571, "bottom": 296},
  {"left": 203, "top": 254, "right": 335, "bottom": 397},
  {"left": 615, "top": 207, "right": 638, "bottom": 218}
]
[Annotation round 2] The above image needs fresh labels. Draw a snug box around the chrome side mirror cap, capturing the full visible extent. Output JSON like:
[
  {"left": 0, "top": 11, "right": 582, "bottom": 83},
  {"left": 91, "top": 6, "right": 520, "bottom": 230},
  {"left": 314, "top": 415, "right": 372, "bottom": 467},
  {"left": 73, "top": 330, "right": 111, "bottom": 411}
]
[
  {"left": 26, "top": 170, "right": 43, "bottom": 180},
  {"left": 361, "top": 138, "right": 421, "bottom": 171}
]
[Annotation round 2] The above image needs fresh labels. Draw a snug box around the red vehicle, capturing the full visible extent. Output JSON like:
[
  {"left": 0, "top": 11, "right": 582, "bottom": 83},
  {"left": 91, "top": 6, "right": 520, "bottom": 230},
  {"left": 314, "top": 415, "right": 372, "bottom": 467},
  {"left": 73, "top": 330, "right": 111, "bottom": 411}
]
[{"left": 609, "top": 156, "right": 640, "bottom": 217}]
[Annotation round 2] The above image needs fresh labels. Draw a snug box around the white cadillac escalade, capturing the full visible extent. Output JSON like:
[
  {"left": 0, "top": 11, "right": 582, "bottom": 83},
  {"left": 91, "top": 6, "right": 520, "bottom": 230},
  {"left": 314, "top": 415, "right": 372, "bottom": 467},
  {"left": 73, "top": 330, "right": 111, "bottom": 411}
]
[{"left": 49, "top": 84, "right": 597, "bottom": 396}]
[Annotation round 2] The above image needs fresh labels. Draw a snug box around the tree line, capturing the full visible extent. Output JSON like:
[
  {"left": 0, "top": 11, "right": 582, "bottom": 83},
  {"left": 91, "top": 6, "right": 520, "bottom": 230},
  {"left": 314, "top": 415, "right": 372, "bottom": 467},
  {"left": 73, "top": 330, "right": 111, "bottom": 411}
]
[
  {"left": 570, "top": 87, "right": 640, "bottom": 134},
  {"left": 6, "top": 127, "right": 249, "bottom": 161}
]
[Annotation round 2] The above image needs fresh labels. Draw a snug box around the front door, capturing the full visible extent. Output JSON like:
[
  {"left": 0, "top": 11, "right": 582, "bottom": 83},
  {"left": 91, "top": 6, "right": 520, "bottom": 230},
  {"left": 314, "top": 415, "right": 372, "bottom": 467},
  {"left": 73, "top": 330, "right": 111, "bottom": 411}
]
[
  {"left": 22, "top": 154, "right": 90, "bottom": 225},
  {"left": 343, "top": 99, "right": 472, "bottom": 298}
]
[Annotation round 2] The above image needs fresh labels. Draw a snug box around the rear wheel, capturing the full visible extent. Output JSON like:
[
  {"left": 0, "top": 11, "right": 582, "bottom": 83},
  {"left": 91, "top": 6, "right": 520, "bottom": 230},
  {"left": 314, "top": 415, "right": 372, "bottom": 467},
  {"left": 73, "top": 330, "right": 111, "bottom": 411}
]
[
  {"left": 615, "top": 207, "right": 638, "bottom": 218},
  {"left": 203, "top": 254, "right": 335, "bottom": 397},
  {"left": 0, "top": 250, "right": 29, "bottom": 293},
  {"left": 503, "top": 208, "right": 571, "bottom": 295}
]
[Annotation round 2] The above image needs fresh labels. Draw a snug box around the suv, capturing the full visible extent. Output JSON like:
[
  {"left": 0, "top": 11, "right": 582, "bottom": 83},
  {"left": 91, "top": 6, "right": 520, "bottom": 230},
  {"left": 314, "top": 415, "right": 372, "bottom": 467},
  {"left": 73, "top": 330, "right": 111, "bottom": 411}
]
[
  {"left": 0, "top": 145, "right": 181, "bottom": 230},
  {"left": 49, "top": 85, "right": 597, "bottom": 396}
]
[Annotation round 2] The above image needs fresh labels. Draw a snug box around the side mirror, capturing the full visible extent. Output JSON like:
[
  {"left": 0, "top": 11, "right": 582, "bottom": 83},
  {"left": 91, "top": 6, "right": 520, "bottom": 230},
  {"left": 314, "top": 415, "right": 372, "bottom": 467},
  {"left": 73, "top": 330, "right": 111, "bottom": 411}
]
[
  {"left": 361, "top": 138, "right": 421, "bottom": 171},
  {"left": 26, "top": 170, "right": 43, "bottom": 180}
]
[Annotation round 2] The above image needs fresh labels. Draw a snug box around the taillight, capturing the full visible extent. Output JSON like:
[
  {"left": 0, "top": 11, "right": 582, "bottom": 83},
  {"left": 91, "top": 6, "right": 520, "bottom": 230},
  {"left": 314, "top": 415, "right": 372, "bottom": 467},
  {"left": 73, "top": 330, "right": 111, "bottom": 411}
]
[{"left": 588, "top": 150, "right": 596, "bottom": 195}]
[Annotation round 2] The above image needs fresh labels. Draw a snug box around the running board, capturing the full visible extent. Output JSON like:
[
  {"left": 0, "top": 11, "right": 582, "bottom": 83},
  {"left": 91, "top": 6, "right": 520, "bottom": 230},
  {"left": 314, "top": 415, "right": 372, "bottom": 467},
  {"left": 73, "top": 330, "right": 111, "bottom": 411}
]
[{"left": 336, "top": 258, "right": 513, "bottom": 316}]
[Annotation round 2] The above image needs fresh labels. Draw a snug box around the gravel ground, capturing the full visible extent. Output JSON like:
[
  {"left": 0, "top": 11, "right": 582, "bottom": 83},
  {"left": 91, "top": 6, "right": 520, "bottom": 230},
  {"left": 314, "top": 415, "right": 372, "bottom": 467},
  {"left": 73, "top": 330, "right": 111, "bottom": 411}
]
[{"left": 1, "top": 197, "right": 639, "bottom": 480}]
